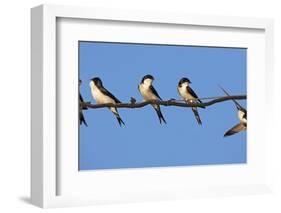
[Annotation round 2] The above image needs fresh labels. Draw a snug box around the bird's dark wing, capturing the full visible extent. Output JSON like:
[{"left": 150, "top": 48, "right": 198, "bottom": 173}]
[
  {"left": 100, "top": 87, "right": 122, "bottom": 103},
  {"left": 242, "top": 109, "right": 247, "bottom": 120},
  {"left": 150, "top": 85, "right": 162, "bottom": 100},
  {"left": 79, "top": 94, "right": 84, "bottom": 102},
  {"left": 219, "top": 85, "right": 245, "bottom": 111},
  {"left": 79, "top": 93, "right": 88, "bottom": 110},
  {"left": 224, "top": 123, "right": 246, "bottom": 137},
  {"left": 187, "top": 86, "right": 202, "bottom": 103}
]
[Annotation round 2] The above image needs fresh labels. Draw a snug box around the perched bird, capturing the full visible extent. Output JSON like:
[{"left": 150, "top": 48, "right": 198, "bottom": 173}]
[
  {"left": 79, "top": 80, "right": 88, "bottom": 127},
  {"left": 89, "top": 77, "right": 125, "bottom": 126},
  {"left": 178, "top": 77, "right": 205, "bottom": 125},
  {"left": 138, "top": 74, "right": 167, "bottom": 124},
  {"left": 219, "top": 86, "right": 247, "bottom": 137}
]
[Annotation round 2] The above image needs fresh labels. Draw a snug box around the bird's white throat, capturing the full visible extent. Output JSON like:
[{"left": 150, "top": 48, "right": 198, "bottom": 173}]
[
  {"left": 89, "top": 80, "right": 96, "bottom": 89},
  {"left": 89, "top": 81, "right": 108, "bottom": 104},
  {"left": 181, "top": 82, "right": 189, "bottom": 87},
  {"left": 143, "top": 78, "right": 153, "bottom": 87}
]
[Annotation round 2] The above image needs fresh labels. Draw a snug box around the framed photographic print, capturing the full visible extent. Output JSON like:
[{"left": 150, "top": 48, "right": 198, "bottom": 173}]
[{"left": 31, "top": 4, "right": 274, "bottom": 208}]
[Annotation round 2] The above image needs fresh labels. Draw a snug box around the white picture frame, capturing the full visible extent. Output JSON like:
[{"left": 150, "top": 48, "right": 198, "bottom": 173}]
[{"left": 31, "top": 4, "right": 274, "bottom": 208}]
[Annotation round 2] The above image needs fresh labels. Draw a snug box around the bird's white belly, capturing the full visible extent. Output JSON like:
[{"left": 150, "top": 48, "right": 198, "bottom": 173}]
[
  {"left": 91, "top": 88, "right": 114, "bottom": 104},
  {"left": 178, "top": 86, "right": 194, "bottom": 101},
  {"left": 238, "top": 110, "right": 247, "bottom": 123},
  {"left": 139, "top": 84, "right": 158, "bottom": 100}
]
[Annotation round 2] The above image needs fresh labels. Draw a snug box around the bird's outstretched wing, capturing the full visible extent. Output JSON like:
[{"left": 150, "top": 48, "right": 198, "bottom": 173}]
[
  {"left": 149, "top": 85, "right": 162, "bottom": 100},
  {"left": 219, "top": 85, "right": 245, "bottom": 111},
  {"left": 187, "top": 86, "right": 203, "bottom": 103},
  {"left": 100, "top": 87, "right": 122, "bottom": 103},
  {"left": 224, "top": 123, "right": 246, "bottom": 137}
]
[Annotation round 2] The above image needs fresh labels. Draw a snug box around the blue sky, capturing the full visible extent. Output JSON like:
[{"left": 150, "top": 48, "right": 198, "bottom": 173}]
[{"left": 79, "top": 41, "right": 247, "bottom": 170}]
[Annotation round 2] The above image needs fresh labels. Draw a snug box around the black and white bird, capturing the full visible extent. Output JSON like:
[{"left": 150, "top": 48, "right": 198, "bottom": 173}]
[
  {"left": 79, "top": 80, "right": 88, "bottom": 127},
  {"left": 219, "top": 86, "right": 247, "bottom": 137},
  {"left": 89, "top": 77, "right": 125, "bottom": 126},
  {"left": 138, "top": 75, "right": 167, "bottom": 124},
  {"left": 178, "top": 77, "right": 205, "bottom": 125}
]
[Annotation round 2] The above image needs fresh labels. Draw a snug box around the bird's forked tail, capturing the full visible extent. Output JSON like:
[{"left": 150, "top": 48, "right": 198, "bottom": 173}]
[
  {"left": 111, "top": 107, "right": 125, "bottom": 127},
  {"left": 192, "top": 107, "right": 202, "bottom": 125},
  {"left": 153, "top": 105, "right": 167, "bottom": 124}
]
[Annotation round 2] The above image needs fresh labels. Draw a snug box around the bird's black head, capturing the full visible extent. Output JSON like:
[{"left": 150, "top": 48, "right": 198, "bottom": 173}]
[
  {"left": 141, "top": 74, "right": 154, "bottom": 83},
  {"left": 178, "top": 77, "right": 191, "bottom": 86},
  {"left": 90, "top": 77, "right": 103, "bottom": 87}
]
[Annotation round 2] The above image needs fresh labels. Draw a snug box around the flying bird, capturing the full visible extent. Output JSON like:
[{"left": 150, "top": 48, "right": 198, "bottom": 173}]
[
  {"left": 138, "top": 74, "right": 167, "bottom": 124},
  {"left": 219, "top": 86, "right": 247, "bottom": 137},
  {"left": 89, "top": 77, "right": 125, "bottom": 126},
  {"left": 79, "top": 80, "right": 88, "bottom": 126},
  {"left": 178, "top": 77, "right": 205, "bottom": 125}
]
